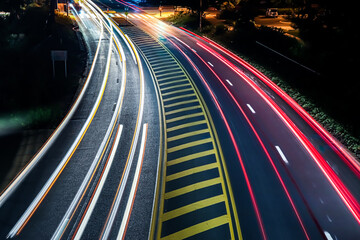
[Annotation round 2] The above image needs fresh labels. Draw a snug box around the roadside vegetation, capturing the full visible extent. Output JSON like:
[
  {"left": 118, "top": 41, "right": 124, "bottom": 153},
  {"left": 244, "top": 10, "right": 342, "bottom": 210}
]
[
  {"left": 0, "top": 0, "right": 87, "bottom": 189},
  {"left": 165, "top": 0, "right": 360, "bottom": 158},
  {"left": 0, "top": 0, "right": 87, "bottom": 131}
]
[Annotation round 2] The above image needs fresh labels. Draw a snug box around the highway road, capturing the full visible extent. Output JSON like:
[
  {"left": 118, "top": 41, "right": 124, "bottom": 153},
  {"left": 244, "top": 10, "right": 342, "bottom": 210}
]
[
  {"left": 1, "top": 0, "right": 360, "bottom": 239},
  {"left": 0, "top": 2, "right": 160, "bottom": 239}
]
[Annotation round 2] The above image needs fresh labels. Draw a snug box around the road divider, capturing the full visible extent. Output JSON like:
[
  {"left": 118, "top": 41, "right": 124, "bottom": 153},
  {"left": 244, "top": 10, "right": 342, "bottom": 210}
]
[{"left": 120, "top": 26, "right": 242, "bottom": 240}]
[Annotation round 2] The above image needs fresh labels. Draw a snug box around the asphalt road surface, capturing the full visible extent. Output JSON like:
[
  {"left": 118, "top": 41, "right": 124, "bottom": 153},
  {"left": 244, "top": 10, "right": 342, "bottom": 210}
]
[{"left": 1, "top": 1, "right": 360, "bottom": 240}]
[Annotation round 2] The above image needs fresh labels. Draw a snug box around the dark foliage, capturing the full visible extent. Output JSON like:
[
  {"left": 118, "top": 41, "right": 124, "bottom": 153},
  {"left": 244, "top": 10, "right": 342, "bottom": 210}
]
[{"left": 0, "top": 5, "right": 86, "bottom": 128}]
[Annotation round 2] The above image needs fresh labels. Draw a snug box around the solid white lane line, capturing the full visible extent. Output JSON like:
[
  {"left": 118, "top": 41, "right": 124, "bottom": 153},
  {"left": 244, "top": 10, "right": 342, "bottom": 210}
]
[
  {"left": 7, "top": 15, "right": 112, "bottom": 239},
  {"left": 51, "top": 28, "right": 125, "bottom": 240},
  {"left": 116, "top": 124, "right": 148, "bottom": 240},
  {"left": 208, "top": 61, "right": 214, "bottom": 67},
  {"left": 226, "top": 79, "right": 233, "bottom": 86},
  {"left": 275, "top": 146, "right": 289, "bottom": 165},
  {"left": 73, "top": 125, "right": 123, "bottom": 240},
  {"left": 0, "top": 4, "right": 104, "bottom": 209},
  {"left": 246, "top": 104, "right": 256, "bottom": 114}
]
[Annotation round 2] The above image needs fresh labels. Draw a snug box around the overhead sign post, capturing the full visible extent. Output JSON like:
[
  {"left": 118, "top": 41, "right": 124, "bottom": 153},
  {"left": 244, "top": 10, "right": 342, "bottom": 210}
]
[{"left": 51, "top": 50, "right": 68, "bottom": 78}]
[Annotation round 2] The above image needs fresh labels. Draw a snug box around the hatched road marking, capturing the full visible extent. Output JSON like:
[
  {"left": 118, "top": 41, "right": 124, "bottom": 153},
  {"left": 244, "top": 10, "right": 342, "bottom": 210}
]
[{"left": 118, "top": 25, "right": 242, "bottom": 240}]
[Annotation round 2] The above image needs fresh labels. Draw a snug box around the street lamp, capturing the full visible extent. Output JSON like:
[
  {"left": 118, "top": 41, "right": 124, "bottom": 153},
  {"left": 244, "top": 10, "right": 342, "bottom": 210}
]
[{"left": 199, "top": 0, "right": 202, "bottom": 31}]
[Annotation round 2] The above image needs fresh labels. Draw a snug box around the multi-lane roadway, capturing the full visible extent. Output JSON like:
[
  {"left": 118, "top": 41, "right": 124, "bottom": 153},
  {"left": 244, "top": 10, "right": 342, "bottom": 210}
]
[{"left": 0, "top": 0, "right": 360, "bottom": 239}]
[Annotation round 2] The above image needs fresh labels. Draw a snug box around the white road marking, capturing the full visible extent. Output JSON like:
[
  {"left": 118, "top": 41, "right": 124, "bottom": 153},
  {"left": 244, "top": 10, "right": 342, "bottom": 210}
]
[
  {"left": 275, "top": 146, "right": 289, "bottom": 165},
  {"left": 116, "top": 124, "right": 148, "bottom": 240},
  {"left": 319, "top": 197, "right": 324, "bottom": 204},
  {"left": 192, "top": 49, "right": 197, "bottom": 53},
  {"left": 246, "top": 104, "right": 256, "bottom": 114},
  {"left": 324, "top": 231, "right": 334, "bottom": 240},
  {"left": 326, "top": 215, "right": 333, "bottom": 222},
  {"left": 208, "top": 61, "right": 214, "bottom": 67},
  {"left": 226, "top": 79, "right": 233, "bottom": 86}
]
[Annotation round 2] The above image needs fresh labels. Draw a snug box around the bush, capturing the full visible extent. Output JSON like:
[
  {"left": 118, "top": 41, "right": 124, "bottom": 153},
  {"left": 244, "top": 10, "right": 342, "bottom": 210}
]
[
  {"left": 0, "top": 4, "right": 86, "bottom": 129},
  {"left": 255, "top": 26, "right": 304, "bottom": 58},
  {"left": 166, "top": 12, "right": 211, "bottom": 30},
  {"left": 215, "top": 24, "right": 226, "bottom": 35},
  {"left": 219, "top": 9, "right": 238, "bottom": 20}
]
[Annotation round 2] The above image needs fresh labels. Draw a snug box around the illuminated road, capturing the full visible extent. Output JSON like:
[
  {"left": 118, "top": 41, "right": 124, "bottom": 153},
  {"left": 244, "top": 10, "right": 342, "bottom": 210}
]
[
  {"left": 0, "top": 1, "right": 159, "bottom": 239},
  {"left": 1, "top": 0, "right": 360, "bottom": 239},
  {"left": 96, "top": 1, "right": 360, "bottom": 239}
]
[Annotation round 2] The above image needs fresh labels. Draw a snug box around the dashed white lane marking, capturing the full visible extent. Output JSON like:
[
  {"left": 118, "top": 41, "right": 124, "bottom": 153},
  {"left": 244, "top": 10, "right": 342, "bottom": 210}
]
[
  {"left": 275, "top": 146, "right": 289, "bottom": 165},
  {"left": 324, "top": 231, "right": 334, "bottom": 240},
  {"left": 246, "top": 104, "right": 256, "bottom": 114},
  {"left": 208, "top": 61, "right": 214, "bottom": 67},
  {"left": 226, "top": 79, "right": 233, "bottom": 86}
]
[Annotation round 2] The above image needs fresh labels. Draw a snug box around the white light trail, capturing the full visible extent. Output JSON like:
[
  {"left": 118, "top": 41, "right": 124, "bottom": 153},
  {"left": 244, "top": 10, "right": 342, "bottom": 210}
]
[{"left": 116, "top": 124, "right": 148, "bottom": 240}]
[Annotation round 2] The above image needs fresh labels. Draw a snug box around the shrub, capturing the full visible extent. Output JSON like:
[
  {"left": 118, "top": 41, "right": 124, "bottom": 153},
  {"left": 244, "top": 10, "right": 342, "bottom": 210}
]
[{"left": 215, "top": 24, "right": 226, "bottom": 35}]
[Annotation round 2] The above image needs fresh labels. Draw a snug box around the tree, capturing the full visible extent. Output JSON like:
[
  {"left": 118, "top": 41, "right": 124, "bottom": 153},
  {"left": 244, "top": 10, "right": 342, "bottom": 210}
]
[{"left": 0, "top": 0, "right": 25, "bottom": 21}]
